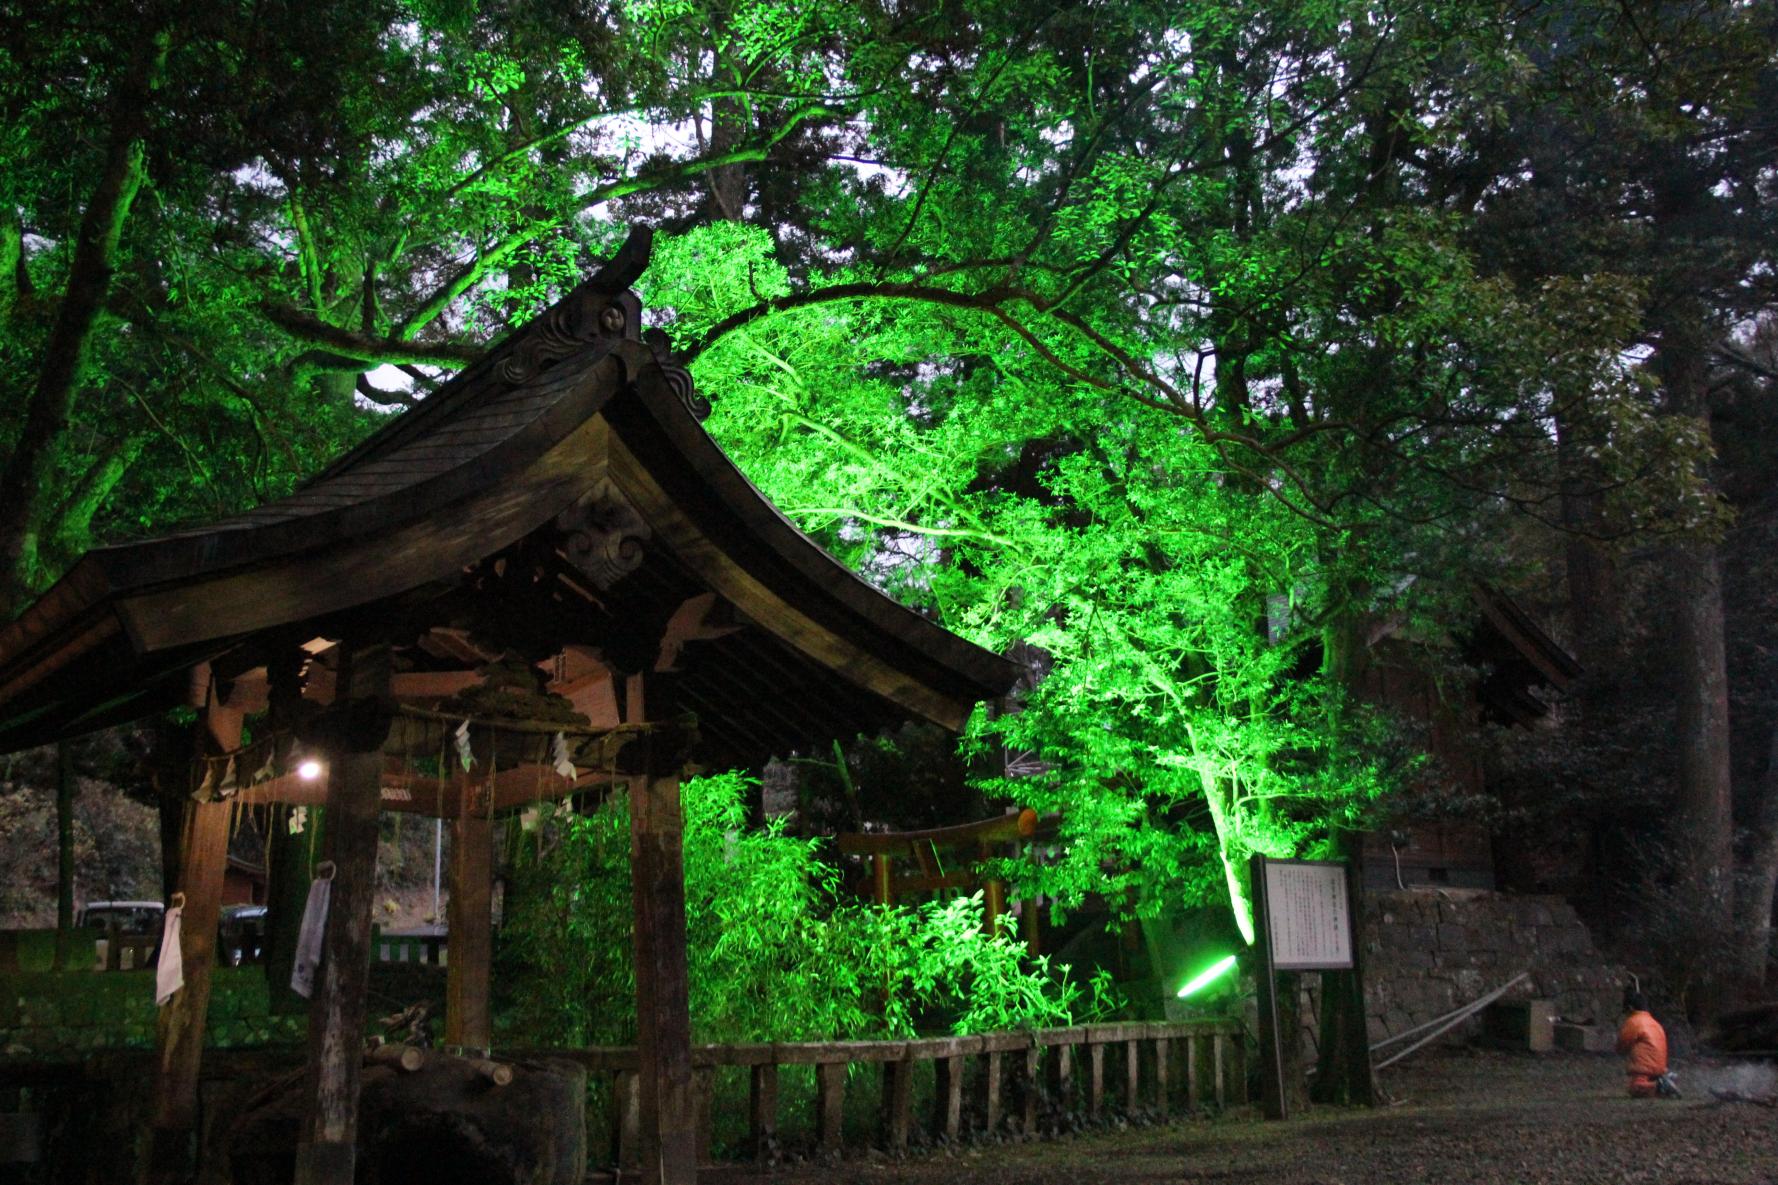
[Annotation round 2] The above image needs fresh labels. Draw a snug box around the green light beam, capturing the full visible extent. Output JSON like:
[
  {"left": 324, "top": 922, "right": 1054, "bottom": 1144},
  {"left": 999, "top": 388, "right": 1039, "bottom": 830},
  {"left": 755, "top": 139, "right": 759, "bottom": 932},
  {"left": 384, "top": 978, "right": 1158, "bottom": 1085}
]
[{"left": 1176, "top": 954, "right": 1239, "bottom": 998}]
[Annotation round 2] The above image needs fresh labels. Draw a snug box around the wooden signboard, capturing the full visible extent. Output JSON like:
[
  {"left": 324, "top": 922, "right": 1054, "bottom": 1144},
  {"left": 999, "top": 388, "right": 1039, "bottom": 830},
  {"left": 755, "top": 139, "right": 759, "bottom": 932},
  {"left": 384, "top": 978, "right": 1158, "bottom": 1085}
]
[{"left": 1251, "top": 854, "right": 1370, "bottom": 1120}]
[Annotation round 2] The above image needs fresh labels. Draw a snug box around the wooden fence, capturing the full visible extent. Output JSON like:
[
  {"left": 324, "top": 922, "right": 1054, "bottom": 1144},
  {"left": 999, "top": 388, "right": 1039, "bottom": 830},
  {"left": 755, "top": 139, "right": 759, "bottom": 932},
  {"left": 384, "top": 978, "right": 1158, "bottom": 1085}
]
[{"left": 534, "top": 1019, "right": 1249, "bottom": 1166}]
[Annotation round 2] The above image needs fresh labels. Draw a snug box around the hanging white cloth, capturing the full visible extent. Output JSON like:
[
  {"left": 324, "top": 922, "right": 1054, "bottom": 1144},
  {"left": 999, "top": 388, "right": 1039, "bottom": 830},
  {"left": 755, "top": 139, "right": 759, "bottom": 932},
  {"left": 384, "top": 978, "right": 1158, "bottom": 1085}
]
[
  {"left": 155, "top": 895, "right": 186, "bottom": 1006},
  {"left": 291, "top": 861, "right": 336, "bottom": 999}
]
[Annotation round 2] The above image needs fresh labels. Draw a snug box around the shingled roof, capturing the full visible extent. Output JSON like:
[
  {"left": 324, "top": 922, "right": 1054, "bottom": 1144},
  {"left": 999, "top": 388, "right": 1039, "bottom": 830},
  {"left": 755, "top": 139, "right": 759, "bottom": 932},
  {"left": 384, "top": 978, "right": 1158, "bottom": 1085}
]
[{"left": 0, "top": 229, "right": 1018, "bottom": 763}]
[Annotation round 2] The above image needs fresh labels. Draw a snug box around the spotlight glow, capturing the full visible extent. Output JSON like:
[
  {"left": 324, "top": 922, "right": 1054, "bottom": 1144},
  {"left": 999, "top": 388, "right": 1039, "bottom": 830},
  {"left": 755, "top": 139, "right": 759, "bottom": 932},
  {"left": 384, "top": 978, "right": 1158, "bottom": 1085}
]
[
  {"left": 1176, "top": 954, "right": 1239, "bottom": 998},
  {"left": 297, "top": 758, "right": 324, "bottom": 781}
]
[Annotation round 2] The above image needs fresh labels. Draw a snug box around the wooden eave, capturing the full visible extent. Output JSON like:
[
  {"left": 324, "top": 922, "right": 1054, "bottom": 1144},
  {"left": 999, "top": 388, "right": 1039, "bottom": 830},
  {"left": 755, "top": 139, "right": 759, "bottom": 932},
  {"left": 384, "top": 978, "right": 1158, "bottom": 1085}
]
[{"left": 0, "top": 243, "right": 1017, "bottom": 755}]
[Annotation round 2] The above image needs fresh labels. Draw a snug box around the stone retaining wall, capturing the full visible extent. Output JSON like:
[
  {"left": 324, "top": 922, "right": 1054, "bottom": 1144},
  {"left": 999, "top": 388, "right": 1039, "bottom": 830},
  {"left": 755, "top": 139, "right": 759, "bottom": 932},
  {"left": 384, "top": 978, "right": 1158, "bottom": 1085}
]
[{"left": 1358, "top": 889, "right": 1624, "bottom": 1046}]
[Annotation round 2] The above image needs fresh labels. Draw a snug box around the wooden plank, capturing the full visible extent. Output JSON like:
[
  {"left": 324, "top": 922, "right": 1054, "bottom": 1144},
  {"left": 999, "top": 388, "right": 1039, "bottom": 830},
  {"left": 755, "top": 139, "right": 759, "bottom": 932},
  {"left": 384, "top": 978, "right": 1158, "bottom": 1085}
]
[
  {"left": 881, "top": 1058, "right": 913, "bottom": 1151},
  {"left": 146, "top": 691, "right": 240, "bottom": 1184},
  {"left": 933, "top": 1055, "right": 964, "bottom": 1141},
  {"left": 816, "top": 1062, "right": 845, "bottom": 1152},
  {"left": 631, "top": 770, "right": 697, "bottom": 1185},
  {"left": 444, "top": 811, "right": 493, "bottom": 1050},
  {"left": 1087, "top": 1043, "right": 1105, "bottom": 1119},
  {"left": 748, "top": 1063, "right": 778, "bottom": 1160},
  {"left": 983, "top": 1050, "right": 1003, "bottom": 1133},
  {"left": 294, "top": 644, "right": 389, "bottom": 1185}
]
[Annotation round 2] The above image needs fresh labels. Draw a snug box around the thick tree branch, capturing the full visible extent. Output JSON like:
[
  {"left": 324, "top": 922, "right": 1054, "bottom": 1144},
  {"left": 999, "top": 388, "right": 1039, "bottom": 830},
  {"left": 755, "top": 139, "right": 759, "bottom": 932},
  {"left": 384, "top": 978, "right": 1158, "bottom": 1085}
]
[{"left": 261, "top": 301, "right": 482, "bottom": 373}]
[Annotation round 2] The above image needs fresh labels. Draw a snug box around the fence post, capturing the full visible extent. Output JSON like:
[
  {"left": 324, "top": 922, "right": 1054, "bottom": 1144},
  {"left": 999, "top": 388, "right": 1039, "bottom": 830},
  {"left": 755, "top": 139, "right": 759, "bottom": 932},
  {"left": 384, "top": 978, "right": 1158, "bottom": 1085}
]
[
  {"left": 1212, "top": 1032, "right": 1227, "bottom": 1107},
  {"left": 816, "top": 1062, "right": 846, "bottom": 1153},
  {"left": 749, "top": 1063, "right": 778, "bottom": 1160},
  {"left": 1051, "top": 1043, "right": 1075, "bottom": 1112},
  {"left": 934, "top": 1055, "right": 964, "bottom": 1141},
  {"left": 882, "top": 1057, "right": 914, "bottom": 1152},
  {"left": 1154, "top": 1036, "right": 1170, "bottom": 1119},
  {"left": 612, "top": 1070, "right": 640, "bottom": 1169},
  {"left": 983, "top": 1050, "right": 1003, "bottom": 1133},
  {"left": 1087, "top": 1042, "right": 1106, "bottom": 1118},
  {"left": 1021, "top": 1046, "right": 1040, "bottom": 1133},
  {"left": 1124, "top": 1038, "right": 1140, "bottom": 1112}
]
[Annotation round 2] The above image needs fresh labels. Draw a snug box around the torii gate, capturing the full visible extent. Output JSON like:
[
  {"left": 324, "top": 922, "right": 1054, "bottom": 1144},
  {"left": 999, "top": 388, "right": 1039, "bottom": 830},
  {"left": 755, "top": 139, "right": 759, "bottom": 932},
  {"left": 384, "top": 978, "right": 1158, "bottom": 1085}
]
[{"left": 0, "top": 229, "right": 1017, "bottom": 1185}]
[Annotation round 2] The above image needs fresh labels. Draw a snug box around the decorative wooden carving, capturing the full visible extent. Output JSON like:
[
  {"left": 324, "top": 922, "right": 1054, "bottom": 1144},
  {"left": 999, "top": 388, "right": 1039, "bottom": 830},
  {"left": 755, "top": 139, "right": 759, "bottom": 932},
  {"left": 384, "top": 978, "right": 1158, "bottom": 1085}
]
[
  {"left": 555, "top": 479, "right": 650, "bottom": 590},
  {"left": 645, "top": 328, "right": 711, "bottom": 421}
]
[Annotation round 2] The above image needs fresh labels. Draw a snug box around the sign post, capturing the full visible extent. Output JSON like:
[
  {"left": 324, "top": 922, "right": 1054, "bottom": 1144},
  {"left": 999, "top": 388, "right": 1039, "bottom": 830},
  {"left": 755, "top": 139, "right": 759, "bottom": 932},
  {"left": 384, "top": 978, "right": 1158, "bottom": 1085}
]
[{"left": 1250, "top": 854, "right": 1362, "bottom": 1119}]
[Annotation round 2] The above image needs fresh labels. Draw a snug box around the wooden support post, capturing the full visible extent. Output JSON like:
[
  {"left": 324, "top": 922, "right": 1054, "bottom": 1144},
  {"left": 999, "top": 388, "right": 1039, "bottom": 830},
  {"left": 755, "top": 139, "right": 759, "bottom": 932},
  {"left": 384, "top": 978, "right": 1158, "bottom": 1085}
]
[
  {"left": 983, "top": 1049, "right": 1003, "bottom": 1133},
  {"left": 816, "top": 1062, "right": 846, "bottom": 1152},
  {"left": 748, "top": 1063, "right": 779, "bottom": 1160},
  {"left": 933, "top": 1055, "right": 964, "bottom": 1141},
  {"left": 1020, "top": 1047, "right": 1040, "bottom": 1133},
  {"left": 983, "top": 878, "right": 1006, "bottom": 937},
  {"left": 881, "top": 1058, "right": 913, "bottom": 1151},
  {"left": 1251, "top": 853, "right": 1288, "bottom": 1120},
  {"left": 692, "top": 1067, "right": 715, "bottom": 1166},
  {"left": 1124, "top": 1038, "right": 1140, "bottom": 1111},
  {"left": 444, "top": 810, "right": 493, "bottom": 1050},
  {"left": 294, "top": 645, "right": 389, "bottom": 1185},
  {"left": 1154, "top": 1037, "right": 1170, "bottom": 1119},
  {"left": 1051, "top": 1044, "right": 1075, "bottom": 1112},
  {"left": 1087, "top": 1043, "right": 1105, "bottom": 1119},
  {"left": 147, "top": 681, "right": 241, "bottom": 1184},
  {"left": 612, "top": 1070, "right": 641, "bottom": 1168},
  {"left": 870, "top": 853, "right": 893, "bottom": 905},
  {"left": 1212, "top": 1033, "right": 1227, "bottom": 1108},
  {"left": 1185, "top": 1036, "right": 1201, "bottom": 1112}
]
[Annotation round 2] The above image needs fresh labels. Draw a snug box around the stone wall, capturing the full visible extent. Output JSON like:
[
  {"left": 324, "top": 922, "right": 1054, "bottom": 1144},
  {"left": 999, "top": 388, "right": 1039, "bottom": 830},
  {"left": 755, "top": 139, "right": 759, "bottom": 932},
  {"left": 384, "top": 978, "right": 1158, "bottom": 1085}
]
[{"left": 1358, "top": 888, "right": 1625, "bottom": 1046}]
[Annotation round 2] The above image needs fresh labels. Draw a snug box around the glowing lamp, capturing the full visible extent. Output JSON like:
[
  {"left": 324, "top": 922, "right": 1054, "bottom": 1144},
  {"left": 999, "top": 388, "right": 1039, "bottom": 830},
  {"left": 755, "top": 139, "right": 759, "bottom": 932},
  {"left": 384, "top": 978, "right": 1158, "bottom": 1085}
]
[
  {"left": 1176, "top": 953, "right": 1239, "bottom": 998},
  {"left": 297, "top": 758, "right": 324, "bottom": 781}
]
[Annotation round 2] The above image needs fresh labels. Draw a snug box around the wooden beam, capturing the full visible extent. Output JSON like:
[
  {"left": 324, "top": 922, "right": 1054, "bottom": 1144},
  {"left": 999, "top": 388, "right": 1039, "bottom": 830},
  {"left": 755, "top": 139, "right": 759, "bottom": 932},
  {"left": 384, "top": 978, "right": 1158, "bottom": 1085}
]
[
  {"left": 146, "top": 683, "right": 241, "bottom": 1184},
  {"left": 294, "top": 645, "right": 390, "bottom": 1185},
  {"left": 444, "top": 809, "right": 494, "bottom": 1050}
]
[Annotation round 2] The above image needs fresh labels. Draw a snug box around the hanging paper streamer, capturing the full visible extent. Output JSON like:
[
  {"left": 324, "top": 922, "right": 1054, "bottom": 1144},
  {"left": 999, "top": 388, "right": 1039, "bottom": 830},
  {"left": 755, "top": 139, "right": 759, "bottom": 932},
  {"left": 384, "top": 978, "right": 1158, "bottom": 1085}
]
[
  {"left": 551, "top": 731, "right": 576, "bottom": 780},
  {"left": 155, "top": 894, "right": 186, "bottom": 1006},
  {"left": 253, "top": 744, "right": 276, "bottom": 784},
  {"left": 289, "top": 804, "right": 308, "bottom": 835},
  {"left": 218, "top": 756, "right": 238, "bottom": 797},
  {"left": 291, "top": 861, "right": 335, "bottom": 999},
  {"left": 454, "top": 719, "right": 475, "bottom": 772},
  {"left": 192, "top": 760, "right": 215, "bottom": 802},
  {"left": 519, "top": 803, "right": 543, "bottom": 833}
]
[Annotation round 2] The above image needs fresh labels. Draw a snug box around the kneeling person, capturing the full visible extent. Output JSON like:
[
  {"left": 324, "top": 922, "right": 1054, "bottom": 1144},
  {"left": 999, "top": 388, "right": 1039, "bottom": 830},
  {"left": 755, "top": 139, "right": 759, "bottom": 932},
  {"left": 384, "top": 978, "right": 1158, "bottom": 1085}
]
[{"left": 1616, "top": 989, "right": 1676, "bottom": 1098}]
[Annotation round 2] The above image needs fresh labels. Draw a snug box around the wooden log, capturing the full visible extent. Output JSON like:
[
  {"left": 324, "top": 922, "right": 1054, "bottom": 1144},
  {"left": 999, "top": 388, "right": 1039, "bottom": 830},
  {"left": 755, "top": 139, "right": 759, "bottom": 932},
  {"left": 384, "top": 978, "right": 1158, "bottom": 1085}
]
[
  {"left": 146, "top": 687, "right": 240, "bottom": 1184},
  {"left": 445, "top": 810, "right": 494, "bottom": 1051},
  {"left": 470, "top": 1058, "right": 515, "bottom": 1087},
  {"left": 1087, "top": 1043, "right": 1105, "bottom": 1119},
  {"left": 983, "top": 1049, "right": 1003, "bottom": 1133},
  {"left": 881, "top": 1058, "right": 913, "bottom": 1151},
  {"left": 816, "top": 1062, "right": 845, "bottom": 1152},
  {"left": 933, "top": 1054, "right": 964, "bottom": 1141},
  {"left": 368, "top": 1044, "right": 425, "bottom": 1073},
  {"left": 748, "top": 1063, "right": 778, "bottom": 1160},
  {"left": 630, "top": 760, "right": 696, "bottom": 1185},
  {"left": 294, "top": 644, "right": 390, "bottom": 1185}
]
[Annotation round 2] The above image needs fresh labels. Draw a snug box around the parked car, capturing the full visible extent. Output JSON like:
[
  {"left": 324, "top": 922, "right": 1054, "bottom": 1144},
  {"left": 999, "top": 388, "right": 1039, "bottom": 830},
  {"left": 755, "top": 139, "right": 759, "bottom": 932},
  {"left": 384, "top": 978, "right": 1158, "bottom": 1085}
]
[
  {"left": 220, "top": 904, "right": 268, "bottom": 966},
  {"left": 76, "top": 900, "right": 163, "bottom": 934}
]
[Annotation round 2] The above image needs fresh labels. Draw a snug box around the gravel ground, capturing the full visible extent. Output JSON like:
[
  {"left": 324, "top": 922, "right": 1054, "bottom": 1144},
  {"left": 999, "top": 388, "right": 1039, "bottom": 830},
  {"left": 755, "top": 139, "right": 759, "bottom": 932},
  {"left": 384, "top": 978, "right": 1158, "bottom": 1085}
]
[{"left": 706, "top": 1050, "right": 1778, "bottom": 1185}]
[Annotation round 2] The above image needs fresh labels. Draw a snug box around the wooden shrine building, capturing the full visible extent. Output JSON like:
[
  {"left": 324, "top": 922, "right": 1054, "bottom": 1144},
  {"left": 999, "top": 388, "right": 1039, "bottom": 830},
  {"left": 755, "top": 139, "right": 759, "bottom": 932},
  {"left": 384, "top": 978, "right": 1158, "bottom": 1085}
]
[{"left": 0, "top": 229, "right": 1018, "bottom": 1185}]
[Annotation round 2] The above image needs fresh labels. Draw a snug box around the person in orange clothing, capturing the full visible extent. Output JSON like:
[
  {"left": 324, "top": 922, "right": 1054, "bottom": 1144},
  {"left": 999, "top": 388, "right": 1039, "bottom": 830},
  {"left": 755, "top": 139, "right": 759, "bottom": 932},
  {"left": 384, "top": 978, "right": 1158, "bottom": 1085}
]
[{"left": 1616, "top": 989, "right": 1678, "bottom": 1098}]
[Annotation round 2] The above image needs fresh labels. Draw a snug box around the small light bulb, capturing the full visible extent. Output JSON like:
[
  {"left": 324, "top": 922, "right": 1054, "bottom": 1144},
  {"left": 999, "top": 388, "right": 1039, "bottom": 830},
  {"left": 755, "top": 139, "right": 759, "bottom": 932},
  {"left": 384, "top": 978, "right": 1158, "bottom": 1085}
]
[{"left": 297, "top": 758, "right": 323, "bottom": 781}]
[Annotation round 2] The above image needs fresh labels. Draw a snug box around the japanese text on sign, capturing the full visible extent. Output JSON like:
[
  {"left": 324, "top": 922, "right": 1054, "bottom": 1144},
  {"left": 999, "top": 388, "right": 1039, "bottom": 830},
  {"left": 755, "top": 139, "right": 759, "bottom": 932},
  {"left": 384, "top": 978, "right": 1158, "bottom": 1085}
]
[{"left": 1263, "top": 860, "right": 1352, "bottom": 970}]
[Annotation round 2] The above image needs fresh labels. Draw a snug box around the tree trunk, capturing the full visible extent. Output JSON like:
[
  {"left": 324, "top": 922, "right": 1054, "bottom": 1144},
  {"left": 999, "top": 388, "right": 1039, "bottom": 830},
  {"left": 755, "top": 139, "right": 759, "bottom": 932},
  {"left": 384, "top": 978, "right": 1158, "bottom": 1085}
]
[
  {"left": 1736, "top": 716, "right": 1778, "bottom": 992},
  {"left": 0, "top": 31, "right": 166, "bottom": 606}
]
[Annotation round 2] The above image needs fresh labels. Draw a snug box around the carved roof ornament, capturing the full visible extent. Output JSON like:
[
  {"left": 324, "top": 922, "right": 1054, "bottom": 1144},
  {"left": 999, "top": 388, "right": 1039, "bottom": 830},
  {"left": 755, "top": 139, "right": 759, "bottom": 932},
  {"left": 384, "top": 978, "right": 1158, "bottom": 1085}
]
[
  {"left": 554, "top": 478, "right": 651, "bottom": 590},
  {"left": 497, "top": 228, "right": 654, "bottom": 386}
]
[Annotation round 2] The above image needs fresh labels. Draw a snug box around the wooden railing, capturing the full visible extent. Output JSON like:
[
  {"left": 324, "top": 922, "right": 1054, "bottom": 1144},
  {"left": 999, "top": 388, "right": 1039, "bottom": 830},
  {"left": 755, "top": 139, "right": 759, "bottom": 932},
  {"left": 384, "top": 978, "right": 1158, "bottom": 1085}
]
[{"left": 533, "top": 1019, "right": 1249, "bottom": 1166}]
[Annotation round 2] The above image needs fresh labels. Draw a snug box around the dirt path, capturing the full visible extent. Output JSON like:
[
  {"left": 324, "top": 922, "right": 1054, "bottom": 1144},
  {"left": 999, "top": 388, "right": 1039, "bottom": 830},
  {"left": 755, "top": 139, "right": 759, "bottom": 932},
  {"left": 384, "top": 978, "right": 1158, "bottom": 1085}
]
[{"left": 708, "top": 1051, "right": 1778, "bottom": 1185}]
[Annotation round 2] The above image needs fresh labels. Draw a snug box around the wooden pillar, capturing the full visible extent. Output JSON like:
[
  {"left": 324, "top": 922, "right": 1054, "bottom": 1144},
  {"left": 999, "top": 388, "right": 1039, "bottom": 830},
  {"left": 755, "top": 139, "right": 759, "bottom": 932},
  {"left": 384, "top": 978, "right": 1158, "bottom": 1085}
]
[
  {"left": 444, "top": 809, "right": 494, "bottom": 1050},
  {"left": 748, "top": 1063, "right": 779, "bottom": 1160},
  {"left": 933, "top": 1055, "right": 964, "bottom": 1140},
  {"left": 631, "top": 761, "right": 696, "bottom": 1184},
  {"left": 147, "top": 678, "right": 241, "bottom": 1183},
  {"left": 870, "top": 853, "right": 893, "bottom": 905},
  {"left": 816, "top": 1062, "right": 846, "bottom": 1152},
  {"left": 983, "top": 878, "right": 1006, "bottom": 937},
  {"left": 294, "top": 644, "right": 390, "bottom": 1185}
]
